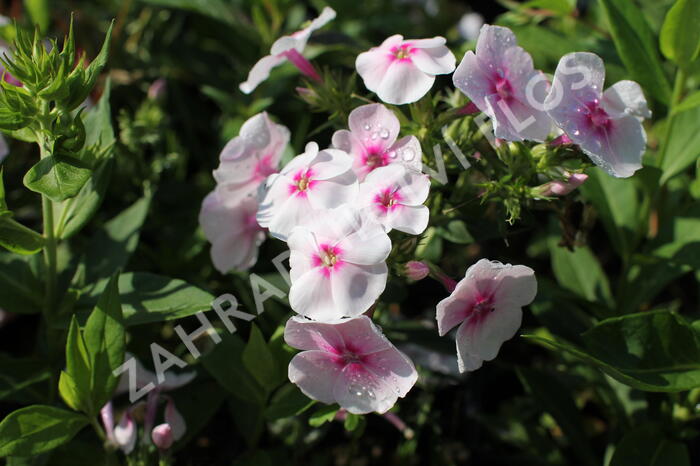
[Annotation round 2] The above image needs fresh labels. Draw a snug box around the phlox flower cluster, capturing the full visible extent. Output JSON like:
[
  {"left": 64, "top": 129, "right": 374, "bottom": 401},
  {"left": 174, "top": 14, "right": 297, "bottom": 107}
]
[{"left": 198, "top": 8, "right": 652, "bottom": 415}]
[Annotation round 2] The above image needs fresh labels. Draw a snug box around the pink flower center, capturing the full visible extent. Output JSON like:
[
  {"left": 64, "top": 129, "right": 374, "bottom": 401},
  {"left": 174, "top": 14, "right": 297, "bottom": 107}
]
[
  {"left": 289, "top": 168, "right": 316, "bottom": 197},
  {"left": 464, "top": 294, "right": 496, "bottom": 328},
  {"left": 364, "top": 147, "right": 389, "bottom": 170},
  {"left": 585, "top": 100, "right": 611, "bottom": 129},
  {"left": 495, "top": 77, "right": 512, "bottom": 100},
  {"left": 374, "top": 187, "right": 402, "bottom": 213},
  {"left": 313, "top": 244, "right": 344, "bottom": 276},
  {"left": 390, "top": 44, "right": 415, "bottom": 62}
]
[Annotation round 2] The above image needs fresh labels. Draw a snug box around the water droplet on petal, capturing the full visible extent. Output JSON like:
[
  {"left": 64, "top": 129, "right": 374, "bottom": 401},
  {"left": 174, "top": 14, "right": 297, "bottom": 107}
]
[
  {"left": 573, "top": 130, "right": 580, "bottom": 136},
  {"left": 370, "top": 131, "right": 379, "bottom": 140},
  {"left": 379, "top": 128, "right": 390, "bottom": 139},
  {"left": 401, "top": 147, "right": 415, "bottom": 162},
  {"left": 363, "top": 123, "right": 372, "bottom": 131}
]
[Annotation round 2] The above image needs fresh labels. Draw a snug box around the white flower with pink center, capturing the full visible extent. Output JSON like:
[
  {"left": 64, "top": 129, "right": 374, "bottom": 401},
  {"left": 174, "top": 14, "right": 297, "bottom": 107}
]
[
  {"left": 452, "top": 25, "right": 552, "bottom": 142},
  {"left": 287, "top": 207, "right": 391, "bottom": 320},
  {"left": 257, "top": 142, "right": 358, "bottom": 241},
  {"left": 332, "top": 103, "right": 422, "bottom": 181},
  {"left": 213, "top": 112, "right": 290, "bottom": 199},
  {"left": 239, "top": 7, "right": 336, "bottom": 94},
  {"left": 436, "top": 259, "right": 537, "bottom": 372},
  {"left": 285, "top": 315, "right": 418, "bottom": 414},
  {"left": 356, "top": 35, "right": 456, "bottom": 105},
  {"left": 544, "top": 52, "right": 650, "bottom": 178},
  {"left": 357, "top": 164, "right": 430, "bottom": 235},
  {"left": 198, "top": 191, "right": 265, "bottom": 273}
]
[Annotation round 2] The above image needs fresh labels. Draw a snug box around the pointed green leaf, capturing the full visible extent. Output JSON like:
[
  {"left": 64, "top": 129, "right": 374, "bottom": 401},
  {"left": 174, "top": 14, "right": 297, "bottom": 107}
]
[
  {"left": 0, "top": 405, "right": 88, "bottom": 456},
  {"left": 600, "top": 0, "right": 671, "bottom": 104},
  {"left": 242, "top": 324, "right": 281, "bottom": 391},
  {"left": 83, "top": 273, "right": 124, "bottom": 411},
  {"left": 23, "top": 153, "right": 93, "bottom": 202},
  {"left": 0, "top": 217, "right": 44, "bottom": 254},
  {"left": 659, "top": 0, "right": 700, "bottom": 68}
]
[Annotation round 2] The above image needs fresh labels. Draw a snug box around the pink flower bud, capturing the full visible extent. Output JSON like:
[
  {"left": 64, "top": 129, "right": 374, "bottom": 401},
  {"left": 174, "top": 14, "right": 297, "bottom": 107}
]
[
  {"left": 539, "top": 172, "right": 588, "bottom": 197},
  {"left": 549, "top": 133, "right": 573, "bottom": 146},
  {"left": 151, "top": 423, "right": 174, "bottom": 451},
  {"left": 405, "top": 261, "right": 429, "bottom": 281},
  {"left": 148, "top": 78, "right": 167, "bottom": 100}
]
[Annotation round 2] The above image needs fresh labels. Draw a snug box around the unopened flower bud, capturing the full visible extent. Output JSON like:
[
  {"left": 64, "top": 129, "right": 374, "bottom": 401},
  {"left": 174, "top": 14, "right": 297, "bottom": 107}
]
[
  {"left": 148, "top": 78, "right": 167, "bottom": 100},
  {"left": 151, "top": 423, "right": 174, "bottom": 451},
  {"left": 404, "top": 261, "right": 430, "bottom": 282},
  {"left": 114, "top": 411, "right": 137, "bottom": 454},
  {"left": 165, "top": 399, "right": 186, "bottom": 441},
  {"left": 537, "top": 172, "right": 588, "bottom": 197}
]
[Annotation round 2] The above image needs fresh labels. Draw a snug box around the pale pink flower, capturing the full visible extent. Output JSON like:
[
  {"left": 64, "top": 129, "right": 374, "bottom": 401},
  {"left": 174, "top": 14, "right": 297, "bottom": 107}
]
[
  {"left": 404, "top": 261, "right": 430, "bottom": 281},
  {"left": 213, "top": 112, "right": 290, "bottom": 199},
  {"left": 453, "top": 25, "right": 551, "bottom": 142},
  {"left": 357, "top": 164, "right": 430, "bottom": 235},
  {"left": 151, "top": 424, "right": 173, "bottom": 451},
  {"left": 356, "top": 35, "right": 455, "bottom": 105},
  {"left": 287, "top": 207, "right": 391, "bottom": 320},
  {"left": 285, "top": 315, "right": 418, "bottom": 414},
  {"left": 113, "top": 411, "right": 137, "bottom": 454},
  {"left": 199, "top": 192, "right": 265, "bottom": 273},
  {"left": 239, "top": 7, "right": 336, "bottom": 93},
  {"left": 436, "top": 259, "right": 537, "bottom": 372},
  {"left": 544, "top": 52, "right": 650, "bottom": 178},
  {"left": 256, "top": 142, "right": 358, "bottom": 241},
  {"left": 332, "top": 103, "right": 422, "bottom": 180}
]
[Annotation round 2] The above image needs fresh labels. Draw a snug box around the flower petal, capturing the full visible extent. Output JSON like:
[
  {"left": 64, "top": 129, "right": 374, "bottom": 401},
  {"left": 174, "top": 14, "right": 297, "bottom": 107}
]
[
  {"left": 306, "top": 170, "right": 359, "bottom": 210},
  {"left": 332, "top": 362, "right": 398, "bottom": 414},
  {"left": 494, "top": 264, "right": 537, "bottom": 308},
  {"left": 388, "top": 135, "right": 423, "bottom": 170},
  {"left": 410, "top": 44, "right": 456, "bottom": 76},
  {"left": 455, "top": 305, "right": 522, "bottom": 372},
  {"left": 387, "top": 205, "right": 429, "bottom": 235},
  {"left": 239, "top": 54, "right": 286, "bottom": 94},
  {"left": 356, "top": 49, "right": 394, "bottom": 94},
  {"left": 581, "top": 114, "right": 646, "bottom": 178},
  {"left": 284, "top": 315, "right": 345, "bottom": 352},
  {"left": 602, "top": 80, "right": 651, "bottom": 120},
  {"left": 289, "top": 268, "right": 337, "bottom": 320},
  {"left": 453, "top": 51, "right": 493, "bottom": 111},
  {"left": 330, "top": 262, "right": 388, "bottom": 317},
  {"left": 377, "top": 60, "right": 435, "bottom": 105},
  {"left": 335, "top": 316, "right": 392, "bottom": 354},
  {"left": 289, "top": 351, "right": 343, "bottom": 404},
  {"left": 363, "top": 347, "right": 417, "bottom": 398},
  {"left": 309, "top": 148, "right": 354, "bottom": 180},
  {"left": 348, "top": 103, "right": 400, "bottom": 150}
]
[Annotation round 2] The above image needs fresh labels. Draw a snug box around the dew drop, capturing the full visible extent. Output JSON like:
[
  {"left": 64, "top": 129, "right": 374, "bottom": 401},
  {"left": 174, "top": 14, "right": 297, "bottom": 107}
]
[
  {"left": 363, "top": 123, "right": 372, "bottom": 131},
  {"left": 370, "top": 131, "right": 379, "bottom": 141},
  {"left": 573, "top": 130, "right": 580, "bottom": 136},
  {"left": 388, "top": 150, "right": 397, "bottom": 159},
  {"left": 379, "top": 128, "right": 390, "bottom": 139},
  {"left": 401, "top": 147, "right": 415, "bottom": 162}
]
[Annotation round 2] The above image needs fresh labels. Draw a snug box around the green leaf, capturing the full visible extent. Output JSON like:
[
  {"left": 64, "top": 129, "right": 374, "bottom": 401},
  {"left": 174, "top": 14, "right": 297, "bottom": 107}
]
[
  {"left": 265, "top": 383, "right": 315, "bottom": 420},
  {"left": 651, "top": 204, "right": 700, "bottom": 269},
  {"left": 580, "top": 168, "right": 640, "bottom": 258},
  {"left": 61, "top": 316, "right": 91, "bottom": 413},
  {"left": 83, "top": 273, "right": 124, "bottom": 411},
  {"left": 610, "top": 423, "right": 691, "bottom": 466},
  {"left": 673, "top": 90, "right": 700, "bottom": 114},
  {"left": 84, "top": 195, "right": 152, "bottom": 282},
  {"left": 308, "top": 405, "right": 338, "bottom": 427},
  {"left": 23, "top": 0, "right": 50, "bottom": 34},
  {"left": 64, "top": 21, "right": 113, "bottom": 110},
  {"left": 437, "top": 220, "right": 474, "bottom": 244},
  {"left": 78, "top": 272, "right": 214, "bottom": 326},
  {"left": 242, "top": 324, "right": 281, "bottom": 392},
  {"left": 660, "top": 106, "right": 700, "bottom": 184},
  {"left": 526, "top": 310, "right": 700, "bottom": 392},
  {"left": 56, "top": 79, "right": 115, "bottom": 240},
  {"left": 343, "top": 413, "right": 364, "bottom": 432},
  {"left": 521, "top": 0, "right": 575, "bottom": 15},
  {"left": 23, "top": 154, "right": 93, "bottom": 202},
  {"left": 0, "top": 405, "right": 88, "bottom": 457},
  {"left": 517, "top": 368, "right": 597, "bottom": 466},
  {"left": 599, "top": 0, "right": 671, "bottom": 104},
  {"left": 549, "top": 239, "right": 614, "bottom": 311},
  {"left": 201, "top": 332, "right": 265, "bottom": 405},
  {"left": 659, "top": 0, "right": 700, "bottom": 68},
  {"left": 0, "top": 253, "right": 43, "bottom": 314},
  {"left": 0, "top": 217, "right": 44, "bottom": 255}
]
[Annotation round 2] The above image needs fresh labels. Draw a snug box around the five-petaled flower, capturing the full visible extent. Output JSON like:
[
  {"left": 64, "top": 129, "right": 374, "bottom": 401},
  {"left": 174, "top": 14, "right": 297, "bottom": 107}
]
[
  {"left": 545, "top": 52, "right": 650, "bottom": 178},
  {"left": 332, "top": 103, "right": 422, "bottom": 181},
  {"left": 285, "top": 315, "right": 418, "bottom": 414},
  {"left": 213, "top": 112, "right": 290, "bottom": 199},
  {"left": 239, "top": 7, "right": 336, "bottom": 94},
  {"left": 453, "top": 25, "right": 552, "bottom": 142},
  {"left": 199, "top": 192, "right": 266, "bottom": 273},
  {"left": 356, "top": 35, "right": 455, "bottom": 105},
  {"left": 436, "top": 259, "right": 537, "bottom": 372},
  {"left": 287, "top": 206, "right": 391, "bottom": 320},
  {"left": 357, "top": 164, "right": 430, "bottom": 235},
  {"left": 257, "top": 142, "right": 358, "bottom": 241}
]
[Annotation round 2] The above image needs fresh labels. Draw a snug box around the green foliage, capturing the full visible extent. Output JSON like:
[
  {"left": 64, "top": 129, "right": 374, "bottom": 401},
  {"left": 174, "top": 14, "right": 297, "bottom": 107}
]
[
  {"left": 659, "top": 0, "right": 700, "bottom": 68},
  {"left": 0, "top": 405, "right": 88, "bottom": 457},
  {"left": 609, "top": 423, "right": 691, "bottom": 466}
]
